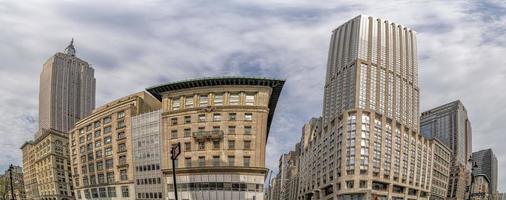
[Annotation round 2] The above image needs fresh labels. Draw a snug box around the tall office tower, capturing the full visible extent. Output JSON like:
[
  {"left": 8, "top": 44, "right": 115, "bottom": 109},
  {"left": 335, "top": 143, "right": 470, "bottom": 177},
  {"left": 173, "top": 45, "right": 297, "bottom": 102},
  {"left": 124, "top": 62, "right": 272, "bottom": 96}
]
[
  {"left": 39, "top": 39, "right": 96, "bottom": 134},
  {"left": 70, "top": 92, "right": 161, "bottom": 200},
  {"left": 132, "top": 109, "right": 165, "bottom": 199},
  {"left": 146, "top": 77, "right": 285, "bottom": 200},
  {"left": 299, "top": 15, "right": 435, "bottom": 200},
  {"left": 472, "top": 149, "right": 498, "bottom": 196},
  {"left": 420, "top": 100, "right": 472, "bottom": 199}
]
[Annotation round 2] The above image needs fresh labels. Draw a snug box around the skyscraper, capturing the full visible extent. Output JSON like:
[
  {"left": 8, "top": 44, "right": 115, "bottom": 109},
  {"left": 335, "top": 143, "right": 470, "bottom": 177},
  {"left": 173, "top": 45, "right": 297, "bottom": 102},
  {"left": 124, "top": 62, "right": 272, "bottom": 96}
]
[
  {"left": 472, "top": 148, "right": 498, "bottom": 196},
  {"left": 38, "top": 39, "right": 96, "bottom": 134},
  {"left": 420, "top": 100, "right": 472, "bottom": 199},
  {"left": 298, "top": 15, "right": 436, "bottom": 200}
]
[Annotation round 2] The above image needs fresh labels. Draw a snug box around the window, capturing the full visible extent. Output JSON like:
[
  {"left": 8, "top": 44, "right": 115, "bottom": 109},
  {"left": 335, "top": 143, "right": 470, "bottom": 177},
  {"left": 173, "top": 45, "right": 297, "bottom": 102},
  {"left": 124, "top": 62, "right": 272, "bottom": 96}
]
[
  {"left": 229, "top": 113, "right": 237, "bottom": 121},
  {"left": 90, "top": 175, "right": 96, "bottom": 185},
  {"left": 244, "top": 126, "right": 252, "bottom": 134},
  {"left": 213, "top": 156, "right": 220, "bottom": 166},
  {"left": 104, "top": 116, "right": 112, "bottom": 124},
  {"left": 98, "top": 174, "right": 105, "bottom": 184},
  {"left": 105, "top": 147, "right": 113, "bottom": 157},
  {"left": 107, "top": 187, "right": 116, "bottom": 197},
  {"left": 171, "top": 117, "right": 177, "bottom": 125},
  {"left": 184, "top": 116, "right": 191, "bottom": 124},
  {"left": 229, "top": 93, "right": 239, "bottom": 105},
  {"left": 104, "top": 136, "right": 112, "bottom": 144},
  {"left": 86, "top": 124, "right": 92, "bottom": 131},
  {"left": 198, "top": 141, "right": 205, "bottom": 150},
  {"left": 79, "top": 136, "right": 85, "bottom": 144},
  {"left": 117, "top": 111, "right": 125, "bottom": 119},
  {"left": 96, "top": 161, "right": 103, "bottom": 171},
  {"left": 228, "top": 156, "right": 235, "bottom": 166},
  {"left": 198, "top": 156, "right": 205, "bottom": 167},
  {"left": 106, "top": 172, "right": 114, "bottom": 183},
  {"left": 99, "top": 188, "right": 107, "bottom": 198},
  {"left": 171, "top": 130, "right": 178, "bottom": 139},
  {"left": 244, "top": 156, "right": 251, "bottom": 167},
  {"left": 117, "top": 120, "right": 125, "bottom": 128},
  {"left": 212, "top": 126, "right": 220, "bottom": 132},
  {"left": 245, "top": 94, "right": 255, "bottom": 105},
  {"left": 185, "top": 157, "right": 192, "bottom": 167},
  {"left": 121, "top": 186, "right": 129, "bottom": 197},
  {"left": 213, "top": 113, "right": 221, "bottom": 121},
  {"left": 213, "top": 140, "right": 220, "bottom": 149},
  {"left": 117, "top": 131, "right": 126, "bottom": 140},
  {"left": 214, "top": 94, "right": 223, "bottom": 105},
  {"left": 105, "top": 159, "right": 113, "bottom": 169},
  {"left": 245, "top": 113, "right": 253, "bottom": 121},
  {"left": 199, "top": 95, "right": 209, "bottom": 107},
  {"left": 118, "top": 143, "right": 127, "bottom": 152},
  {"left": 87, "top": 133, "right": 92, "bottom": 141},
  {"left": 184, "top": 128, "right": 191, "bottom": 137},
  {"left": 119, "top": 155, "right": 127, "bottom": 165},
  {"left": 95, "top": 150, "right": 103, "bottom": 159},
  {"left": 185, "top": 142, "right": 191, "bottom": 152},
  {"left": 244, "top": 141, "right": 251, "bottom": 149},
  {"left": 185, "top": 96, "right": 194, "bottom": 108},
  {"left": 91, "top": 188, "right": 98, "bottom": 198},
  {"left": 95, "top": 140, "right": 102, "bottom": 147},
  {"left": 104, "top": 126, "right": 112, "bottom": 134},
  {"left": 84, "top": 189, "right": 91, "bottom": 199},
  {"left": 228, "top": 140, "right": 235, "bottom": 149},
  {"left": 172, "top": 98, "right": 180, "bottom": 111},
  {"left": 228, "top": 126, "right": 236, "bottom": 134},
  {"left": 94, "top": 130, "right": 101, "bottom": 137},
  {"left": 120, "top": 169, "right": 128, "bottom": 181},
  {"left": 195, "top": 116, "right": 206, "bottom": 124}
]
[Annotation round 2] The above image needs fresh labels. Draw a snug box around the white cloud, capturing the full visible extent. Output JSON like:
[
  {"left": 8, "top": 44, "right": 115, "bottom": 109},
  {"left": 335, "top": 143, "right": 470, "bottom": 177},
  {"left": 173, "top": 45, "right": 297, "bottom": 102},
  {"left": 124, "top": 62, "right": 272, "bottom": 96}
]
[{"left": 0, "top": 0, "right": 505, "bottom": 191}]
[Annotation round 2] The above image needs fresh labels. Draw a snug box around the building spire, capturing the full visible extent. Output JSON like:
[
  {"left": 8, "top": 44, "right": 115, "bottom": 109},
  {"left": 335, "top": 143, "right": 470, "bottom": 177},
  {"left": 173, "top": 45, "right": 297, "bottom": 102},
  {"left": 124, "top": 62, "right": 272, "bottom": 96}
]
[{"left": 64, "top": 38, "right": 76, "bottom": 56}]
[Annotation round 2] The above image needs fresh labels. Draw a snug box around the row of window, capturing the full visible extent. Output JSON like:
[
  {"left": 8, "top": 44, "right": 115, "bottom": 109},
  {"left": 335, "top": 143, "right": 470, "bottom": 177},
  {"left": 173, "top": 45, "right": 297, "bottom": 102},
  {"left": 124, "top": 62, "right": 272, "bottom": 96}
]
[
  {"left": 171, "top": 93, "right": 257, "bottom": 111},
  {"left": 79, "top": 111, "right": 125, "bottom": 134},
  {"left": 137, "top": 192, "right": 163, "bottom": 199},
  {"left": 136, "top": 177, "right": 161, "bottom": 185},
  {"left": 175, "top": 155, "right": 251, "bottom": 168},
  {"left": 170, "top": 113, "right": 253, "bottom": 125},
  {"left": 171, "top": 125, "right": 253, "bottom": 139},
  {"left": 79, "top": 169, "right": 128, "bottom": 186},
  {"left": 167, "top": 182, "right": 263, "bottom": 192},
  {"left": 181, "top": 140, "right": 252, "bottom": 151},
  {"left": 136, "top": 164, "right": 160, "bottom": 172},
  {"left": 77, "top": 186, "right": 129, "bottom": 199}
]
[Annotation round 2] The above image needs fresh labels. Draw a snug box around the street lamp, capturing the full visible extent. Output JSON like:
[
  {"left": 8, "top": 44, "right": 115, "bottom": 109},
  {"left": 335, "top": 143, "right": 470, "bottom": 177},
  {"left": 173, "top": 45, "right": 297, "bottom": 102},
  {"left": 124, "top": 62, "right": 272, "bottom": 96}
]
[
  {"left": 8, "top": 164, "right": 15, "bottom": 200},
  {"left": 467, "top": 157, "right": 479, "bottom": 200}
]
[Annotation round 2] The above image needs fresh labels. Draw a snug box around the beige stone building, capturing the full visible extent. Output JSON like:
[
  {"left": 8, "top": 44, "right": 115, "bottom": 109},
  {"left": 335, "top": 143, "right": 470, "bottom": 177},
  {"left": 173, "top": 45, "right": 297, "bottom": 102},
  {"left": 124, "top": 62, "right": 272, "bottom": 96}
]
[
  {"left": 20, "top": 129, "right": 74, "bottom": 200},
  {"left": 146, "top": 77, "right": 285, "bottom": 200},
  {"left": 297, "top": 15, "right": 439, "bottom": 200},
  {"left": 470, "top": 175, "right": 490, "bottom": 200},
  {"left": 429, "top": 139, "right": 451, "bottom": 200},
  {"left": 69, "top": 92, "right": 160, "bottom": 200}
]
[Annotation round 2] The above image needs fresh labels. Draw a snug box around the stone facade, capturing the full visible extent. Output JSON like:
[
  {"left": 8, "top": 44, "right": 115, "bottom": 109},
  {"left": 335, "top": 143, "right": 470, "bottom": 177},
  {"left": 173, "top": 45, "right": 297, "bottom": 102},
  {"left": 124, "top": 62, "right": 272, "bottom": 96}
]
[
  {"left": 146, "top": 77, "right": 285, "bottom": 200},
  {"left": 20, "top": 129, "right": 74, "bottom": 200},
  {"left": 429, "top": 139, "right": 451, "bottom": 200},
  {"left": 69, "top": 91, "right": 160, "bottom": 200}
]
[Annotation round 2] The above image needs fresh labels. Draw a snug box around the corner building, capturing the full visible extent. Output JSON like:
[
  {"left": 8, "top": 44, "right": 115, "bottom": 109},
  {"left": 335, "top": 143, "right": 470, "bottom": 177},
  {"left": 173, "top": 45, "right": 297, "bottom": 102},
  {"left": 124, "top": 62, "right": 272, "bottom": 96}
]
[
  {"left": 146, "top": 77, "right": 285, "bottom": 200},
  {"left": 70, "top": 92, "right": 161, "bottom": 200},
  {"left": 299, "top": 15, "right": 435, "bottom": 200}
]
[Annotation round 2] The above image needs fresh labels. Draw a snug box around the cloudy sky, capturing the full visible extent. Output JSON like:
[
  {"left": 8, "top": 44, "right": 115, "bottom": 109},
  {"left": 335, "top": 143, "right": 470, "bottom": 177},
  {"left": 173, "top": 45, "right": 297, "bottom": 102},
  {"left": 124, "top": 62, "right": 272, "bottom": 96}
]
[{"left": 1, "top": 0, "right": 505, "bottom": 191}]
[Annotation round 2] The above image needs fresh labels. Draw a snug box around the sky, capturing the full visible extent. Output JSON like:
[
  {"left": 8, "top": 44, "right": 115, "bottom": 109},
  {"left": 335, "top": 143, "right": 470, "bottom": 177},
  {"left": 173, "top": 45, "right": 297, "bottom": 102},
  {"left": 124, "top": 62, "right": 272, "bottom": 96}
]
[{"left": 1, "top": 0, "right": 505, "bottom": 191}]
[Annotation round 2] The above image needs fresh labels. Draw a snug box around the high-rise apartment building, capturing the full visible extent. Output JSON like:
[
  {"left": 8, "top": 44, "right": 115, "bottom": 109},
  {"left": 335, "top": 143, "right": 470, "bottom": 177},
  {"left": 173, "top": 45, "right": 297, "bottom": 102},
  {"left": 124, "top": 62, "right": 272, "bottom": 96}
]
[
  {"left": 69, "top": 92, "right": 161, "bottom": 200},
  {"left": 472, "top": 149, "right": 498, "bottom": 196},
  {"left": 146, "top": 77, "right": 285, "bottom": 200},
  {"left": 420, "top": 100, "right": 472, "bottom": 199},
  {"left": 132, "top": 109, "right": 165, "bottom": 200},
  {"left": 20, "top": 129, "right": 74, "bottom": 200},
  {"left": 38, "top": 39, "right": 95, "bottom": 134},
  {"left": 298, "top": 15, "right": 437, "bottom": 200}
]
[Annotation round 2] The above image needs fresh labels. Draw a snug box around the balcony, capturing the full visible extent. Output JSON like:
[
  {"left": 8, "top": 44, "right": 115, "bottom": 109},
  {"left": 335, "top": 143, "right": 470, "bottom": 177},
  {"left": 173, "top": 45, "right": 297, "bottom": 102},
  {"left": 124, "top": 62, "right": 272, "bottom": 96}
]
[{"left": 192, "top": 130, "right": 224, "bottom": 140}]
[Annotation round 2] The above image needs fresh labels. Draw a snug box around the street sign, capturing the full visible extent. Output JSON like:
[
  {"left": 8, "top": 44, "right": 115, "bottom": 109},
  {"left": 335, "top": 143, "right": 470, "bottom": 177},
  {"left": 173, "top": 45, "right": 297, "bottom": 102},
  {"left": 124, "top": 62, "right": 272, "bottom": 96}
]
[{"left": 171, "top": 142, "right": 181, "bottom": 160}]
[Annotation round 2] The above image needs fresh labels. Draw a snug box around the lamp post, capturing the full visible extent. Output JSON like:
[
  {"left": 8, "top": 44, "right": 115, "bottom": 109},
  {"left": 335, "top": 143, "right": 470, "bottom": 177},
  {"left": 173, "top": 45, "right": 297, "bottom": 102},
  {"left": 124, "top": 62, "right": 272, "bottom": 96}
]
[
  {"left": 467, "top": 157, "right": 479, "bottom": 200},
  {"left": 8, "top": 165, "right": 15, "bottom": 200},
  {"left": 170, "top": 142, "right": 181, "bottom": 200}
]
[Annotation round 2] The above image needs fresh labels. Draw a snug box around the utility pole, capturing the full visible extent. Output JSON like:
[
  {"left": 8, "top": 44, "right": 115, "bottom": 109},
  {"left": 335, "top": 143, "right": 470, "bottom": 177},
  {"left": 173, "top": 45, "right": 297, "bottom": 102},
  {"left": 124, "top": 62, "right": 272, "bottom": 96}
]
[
  {"left": 170, "top": 142, "right": 181, "bottom": 200},
  {"left": 8, "top": 165, "right": 15, "bottom": 200}
]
